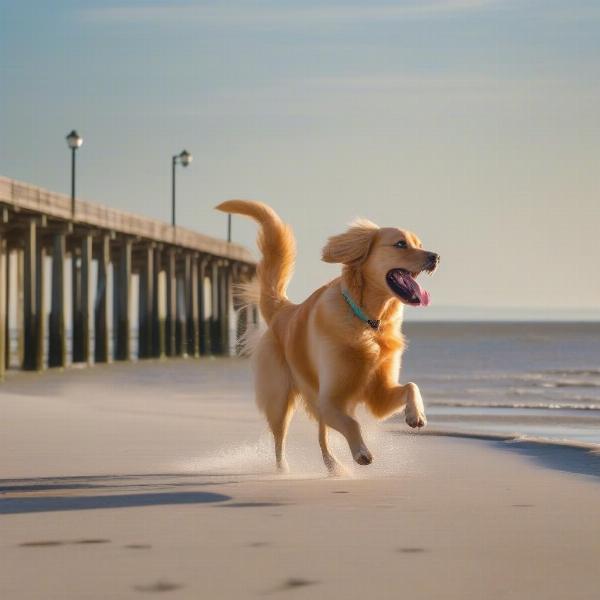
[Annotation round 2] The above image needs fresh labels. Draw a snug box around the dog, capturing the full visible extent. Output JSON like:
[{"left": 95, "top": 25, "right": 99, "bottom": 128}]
[{"left": 216, "top": 200, "right": 439, "bottom": 473}]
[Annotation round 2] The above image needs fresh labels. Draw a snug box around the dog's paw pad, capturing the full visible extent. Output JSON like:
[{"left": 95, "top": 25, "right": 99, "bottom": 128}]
[
  {"left": 406, "top": 414, "right": 427, "bottom": 429},
  {"left": 354, "top": 450, "right": 373, "bottom": 465}
]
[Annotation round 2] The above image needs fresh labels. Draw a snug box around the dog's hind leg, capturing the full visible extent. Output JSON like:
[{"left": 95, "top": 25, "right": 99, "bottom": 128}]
[
  {"left": 267, "top": 389, "right": 295, "bottom": 473},
  {"left": 320, "top": 401, "right": 372, "bottom": 466},
  {"left": 318, "top": 420, "right": 345, "bottom": 475},
  {"left": 253, "top": 332, "right": 296, "bottom": 472}
]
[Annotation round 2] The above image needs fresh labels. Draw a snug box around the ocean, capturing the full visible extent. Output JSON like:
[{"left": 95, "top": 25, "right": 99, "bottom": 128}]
[{"left": 401, "top": 322, "right": 600, "bottom": 447}]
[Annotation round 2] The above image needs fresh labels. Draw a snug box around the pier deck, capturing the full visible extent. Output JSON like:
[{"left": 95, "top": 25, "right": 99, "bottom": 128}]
[{"left": 0, "top": 176, "right": 256, "bottom": 377}]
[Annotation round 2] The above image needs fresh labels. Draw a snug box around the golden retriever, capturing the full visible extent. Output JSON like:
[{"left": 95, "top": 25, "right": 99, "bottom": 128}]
[{"left": 216, "top": 200, "right": 439, "bottom": 473}]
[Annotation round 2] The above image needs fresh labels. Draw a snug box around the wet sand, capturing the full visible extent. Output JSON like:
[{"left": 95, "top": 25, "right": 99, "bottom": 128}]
[{"left": 1, "top": 359, "right": 599, "bottom": 599}]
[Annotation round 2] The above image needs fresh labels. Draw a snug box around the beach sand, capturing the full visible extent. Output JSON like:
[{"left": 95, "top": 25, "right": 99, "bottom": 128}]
[{"left": 1, "top": 359, "right": 599, "bottom": 599}]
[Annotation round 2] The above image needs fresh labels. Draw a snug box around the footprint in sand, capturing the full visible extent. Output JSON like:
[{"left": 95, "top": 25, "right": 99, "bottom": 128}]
[
  {"left": 266, "top": 578, "right": 319, "bottom": 594},
  {"left": 19, "top": 539, "right": 111, "bottom": 547},
  {"left": 247, "top": 541, "right": 271, "bottom": 548},
  {"left": 133, "top": 580, "right": 183, "bottom": 593},
  {"left": 19, "top": 540, "right": 64, "bottom": 547}
]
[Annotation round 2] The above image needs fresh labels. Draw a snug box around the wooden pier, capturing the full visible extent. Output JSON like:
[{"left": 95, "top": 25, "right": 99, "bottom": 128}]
[{"left": 0, "top": 176, "right": 256, "bottom": 379}]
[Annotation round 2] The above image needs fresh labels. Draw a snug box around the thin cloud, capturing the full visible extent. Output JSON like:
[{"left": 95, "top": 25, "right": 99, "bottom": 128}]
[
  {"left": 80, "top": 1, "right": 497, "bottom": 25},
  {"left": 163, "top": 72, "right": 600, "bottom": 121}
]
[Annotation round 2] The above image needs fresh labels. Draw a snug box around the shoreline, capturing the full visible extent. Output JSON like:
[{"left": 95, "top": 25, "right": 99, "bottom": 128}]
[{"left": 423, "top": 427, "right": 600, "bottom": 452}]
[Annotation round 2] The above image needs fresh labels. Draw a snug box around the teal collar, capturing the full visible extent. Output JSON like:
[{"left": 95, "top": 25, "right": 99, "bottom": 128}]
[{"left": 341, "top": 289, "right": 380, "bottom": 330}]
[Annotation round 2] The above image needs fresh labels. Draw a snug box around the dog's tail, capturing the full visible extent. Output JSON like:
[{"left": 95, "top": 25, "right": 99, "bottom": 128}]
[{"left": 216, "top": 200, "right": 296, "bottom": 324}]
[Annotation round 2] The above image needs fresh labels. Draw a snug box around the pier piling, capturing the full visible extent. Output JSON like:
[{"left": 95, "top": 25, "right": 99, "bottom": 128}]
[
  {"left": 94, "top": 233, "right": 110, "bottom": 364},
  {"left": 113, "top": 237, "right": 132, "bottom": 361},
  {"left": 0, "top": 236, "right": 6, "bottom": 378}
]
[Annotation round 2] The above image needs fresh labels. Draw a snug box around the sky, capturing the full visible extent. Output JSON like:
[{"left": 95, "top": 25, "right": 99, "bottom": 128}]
[{"left": 1, "top": 0, "right": 599, "bottom": 320}]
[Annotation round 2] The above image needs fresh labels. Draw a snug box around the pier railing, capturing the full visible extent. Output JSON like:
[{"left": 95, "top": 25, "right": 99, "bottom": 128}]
[{"left": 0, "top": 176, "right": 257, "bottom": 379}]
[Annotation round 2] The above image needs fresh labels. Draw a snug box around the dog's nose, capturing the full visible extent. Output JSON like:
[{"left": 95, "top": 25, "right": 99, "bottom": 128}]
[{"left": 426, "top": 252, "right": 440, "bottom": 270}]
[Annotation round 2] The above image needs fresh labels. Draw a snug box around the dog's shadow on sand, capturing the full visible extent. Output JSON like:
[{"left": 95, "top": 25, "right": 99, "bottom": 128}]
[{"left": 0, "top": 473, "right": 238, "bottom": 515}]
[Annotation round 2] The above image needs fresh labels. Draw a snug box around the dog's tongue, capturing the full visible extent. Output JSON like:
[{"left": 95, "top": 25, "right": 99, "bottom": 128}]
[
  {"left": 398, "top": 271, "right": 430, "bottom": 307},
  {"left": 417, "top": 286, "right": 430, "bottom": 307}
]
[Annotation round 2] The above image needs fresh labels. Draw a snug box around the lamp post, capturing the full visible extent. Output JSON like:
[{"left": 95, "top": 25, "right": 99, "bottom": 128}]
[
  {"left": 171, "top": 150, "right": 192, "bottom": 227},
  {"left": 66, "top": 130, "right": 83, "bottom": 218}
]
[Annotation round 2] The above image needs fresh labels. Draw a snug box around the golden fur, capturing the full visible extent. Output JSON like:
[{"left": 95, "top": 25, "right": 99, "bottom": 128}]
[{"left": 216, "top": 199, "right": 438, "bottom": 472}]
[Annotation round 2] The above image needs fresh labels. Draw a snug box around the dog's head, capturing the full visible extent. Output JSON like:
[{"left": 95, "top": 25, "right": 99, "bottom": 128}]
[{"left": 322, "top": 220, "right": 439, "bottom": 306}]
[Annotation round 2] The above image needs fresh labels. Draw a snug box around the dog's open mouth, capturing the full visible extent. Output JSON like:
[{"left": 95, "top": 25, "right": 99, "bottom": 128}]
[{"left": 386, "top": 269, "right": 430, "bottom": 307}]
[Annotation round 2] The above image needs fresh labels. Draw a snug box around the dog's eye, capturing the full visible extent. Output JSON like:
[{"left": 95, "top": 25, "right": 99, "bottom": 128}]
[{"left": 394, "top": 240, "right": 408, "bottom": 249}]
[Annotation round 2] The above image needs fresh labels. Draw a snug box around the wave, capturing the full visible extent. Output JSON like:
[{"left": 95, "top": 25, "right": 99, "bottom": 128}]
[
  {"left": 507, "top": 387, "right": 548, "bottom": 397},
  {"left": 429, "top": 400, "right": 600, "bottom": 411},
  {"left": 541, "top": 381, "right": 600, "bottom": 389},
  {"left": 420, "top": 371, "right": 600, "bottom": 385},
  {"left": 544, "top": 369, "right": 600, "bottom": 377}
]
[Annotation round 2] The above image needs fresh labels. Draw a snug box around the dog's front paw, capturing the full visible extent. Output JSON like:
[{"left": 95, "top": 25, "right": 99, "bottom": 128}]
[{"left": 405, "top": 407, "right": 427, "bottom": 429}]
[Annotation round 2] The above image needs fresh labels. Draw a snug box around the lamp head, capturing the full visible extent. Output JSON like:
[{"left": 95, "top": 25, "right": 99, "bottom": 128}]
[
  {"left": 66, "top": 130, "right": 83, "bottom": 149},
  {"left": 179, "top": 150, "right": 192, "bottom": 167}
]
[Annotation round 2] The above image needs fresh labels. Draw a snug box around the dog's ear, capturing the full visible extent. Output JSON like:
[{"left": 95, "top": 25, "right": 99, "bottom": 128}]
[{"left": 321, "top": 219, "right": 379, "bottom": 265}]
